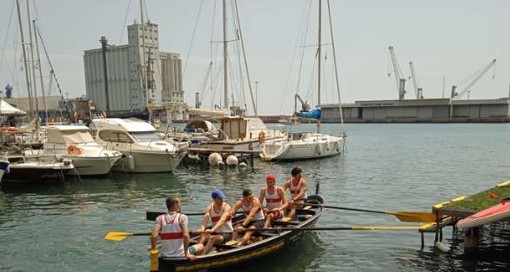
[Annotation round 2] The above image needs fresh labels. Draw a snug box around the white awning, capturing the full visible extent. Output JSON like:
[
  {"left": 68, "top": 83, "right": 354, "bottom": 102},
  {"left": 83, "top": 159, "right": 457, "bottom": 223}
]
[{"left": 0, "top": 99, "right": 26, "bottom": 115}]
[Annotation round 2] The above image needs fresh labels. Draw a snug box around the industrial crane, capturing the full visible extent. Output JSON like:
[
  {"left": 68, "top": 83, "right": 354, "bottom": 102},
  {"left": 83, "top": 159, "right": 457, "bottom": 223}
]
[
  {"left": 388, "top": 45, "right": 407, "bottom": 100},
  {"left": 295, "top": 94, "right": 311, "bottom": 113},
  {"left": 408, "top": 61, "right": 423, "bottom": 99},
  {"left": 451, "top": 59, "right": 497, "bottom": 99}
]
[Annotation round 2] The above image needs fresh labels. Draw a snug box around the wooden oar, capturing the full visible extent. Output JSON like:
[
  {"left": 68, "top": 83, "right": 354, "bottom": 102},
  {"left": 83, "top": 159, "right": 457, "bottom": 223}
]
[
  {"left": 247, "top": 225, "right": 426, "bottom": 232},
  {"left": 105, "top": 224, "right": 426, "bottom": 242},
  {"left": 306, "top": 203, "right": 436, "bottom": 222}
]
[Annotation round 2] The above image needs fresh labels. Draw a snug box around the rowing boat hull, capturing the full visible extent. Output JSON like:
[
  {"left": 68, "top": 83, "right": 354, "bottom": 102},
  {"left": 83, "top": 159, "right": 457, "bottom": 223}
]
[
  {"left": 457, "top": 199, "right": 510, "bottom": 228},
  {"left": 157, "top": 195, "right": 324, "bottom": 272}
]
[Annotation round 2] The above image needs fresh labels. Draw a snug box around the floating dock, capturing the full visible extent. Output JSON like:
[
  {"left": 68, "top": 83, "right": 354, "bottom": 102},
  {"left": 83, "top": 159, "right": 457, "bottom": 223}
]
[{"left": 418, "top": 179, "right": 510, "bottom": 248}]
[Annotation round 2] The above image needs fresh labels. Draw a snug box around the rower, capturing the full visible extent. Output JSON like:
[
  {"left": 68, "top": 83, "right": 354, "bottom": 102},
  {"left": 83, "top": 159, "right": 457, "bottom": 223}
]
[
  {"left": 230, "top": 189, "right": 265, "bottom": 246},
  {"left": 194, "top": 189, "right": 234, "bottom": 255},
  {"left": 259, "top": 174, "right": 288, "bottom": 228},
  {"left": 283, "top": 167, "right": 308, "bottom": 219}
]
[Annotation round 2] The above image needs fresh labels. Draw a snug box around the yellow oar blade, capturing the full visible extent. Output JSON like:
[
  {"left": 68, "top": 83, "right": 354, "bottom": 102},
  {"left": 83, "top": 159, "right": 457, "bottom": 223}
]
[
  {"left": 389, "top": 212, "right": 437, "bottom": 222},
  {"left": 104, "top": 231, "right": 133, "bottom": 241}
]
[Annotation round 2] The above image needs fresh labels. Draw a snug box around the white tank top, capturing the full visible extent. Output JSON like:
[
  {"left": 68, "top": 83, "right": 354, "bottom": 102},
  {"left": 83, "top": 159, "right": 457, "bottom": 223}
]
[
  {"left": 209, "top": 203, "right": 233, "bottom": 233},
  {"left": 242, "top": 199, "right": 265, "bottom": 221},
  {"left": 289, "top": 178, "right": 307, "bottom": 199},
  {"left": 158, "top": 213, "right": 184, "bottom": 257},
  {"left": 264, "top": 186, "right": 283, "bottom": 210}
]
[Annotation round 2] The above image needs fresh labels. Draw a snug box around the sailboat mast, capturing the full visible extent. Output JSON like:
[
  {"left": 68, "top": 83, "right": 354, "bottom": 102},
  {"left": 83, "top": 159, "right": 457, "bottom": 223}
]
[
  {"left": 326, "top": 0, "right": 344, "bottom": 127},
  {"left": 33, "top": 19, "right": 48, "bottom": 121},
  {"left": 317, "top": 0, "right": 322, "bottom": 133},
  {"left": 223, "top": 0, "right": 228, "bottom": 111},
  {"left": 26, "top": 0, "right": 39, "bottom": 115},
  {"left": 15, "top": 0, "right": 33, "bottom": 117}
]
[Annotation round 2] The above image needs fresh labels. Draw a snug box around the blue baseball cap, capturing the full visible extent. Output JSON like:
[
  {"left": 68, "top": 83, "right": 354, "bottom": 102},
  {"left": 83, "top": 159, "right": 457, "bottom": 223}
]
[{"left": 211, "top": 189, "right": 226, "bottom": 200}]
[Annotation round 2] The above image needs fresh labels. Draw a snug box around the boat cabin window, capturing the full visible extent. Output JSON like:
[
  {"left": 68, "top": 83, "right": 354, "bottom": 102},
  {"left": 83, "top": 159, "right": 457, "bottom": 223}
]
[
  {"left": 292, "top": 133, "right": 303, "bottom": 141},
  {"left": 130, "top": 132, "right": 160, "bottom": 143},
  {"left": 98, "top": 130, "right": 134, "bottom": 143}
]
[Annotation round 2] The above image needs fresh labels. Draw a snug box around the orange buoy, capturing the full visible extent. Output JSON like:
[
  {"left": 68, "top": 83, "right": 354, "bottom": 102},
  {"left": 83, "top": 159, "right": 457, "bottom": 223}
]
[
  {"left": 258, "top": 131, "right": 266, "bottom": 144},
  {"left": 67, "top": 145, "right": 82, "bottom": 155}
]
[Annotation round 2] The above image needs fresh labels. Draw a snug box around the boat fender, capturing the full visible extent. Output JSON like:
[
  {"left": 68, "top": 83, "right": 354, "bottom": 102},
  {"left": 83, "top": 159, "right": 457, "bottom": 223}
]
[
  {"left": 315, "top": 143, "right": 322, "bottom": 156},
  {"left": 258, "top": 131, "right": 266, "bottom": 144},
  {"left": 435, "top": 241, "right": 451, "bottom": 253},
  {"left": 127, "top": 155, "right": 135, "bottom": 171},
  {"left": 208, "top": 153, "right": 223, "bottom": 166},
  {"left": 226, "top": 155, "right": 238, "bottom": 166},
  {"left": 149, "top": 249, "right": 159, "bottom": 272}
]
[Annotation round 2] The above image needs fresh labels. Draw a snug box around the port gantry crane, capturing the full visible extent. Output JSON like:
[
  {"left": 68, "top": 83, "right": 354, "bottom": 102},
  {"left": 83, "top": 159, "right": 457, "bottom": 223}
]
[
  {"left": 388, "top": 45, "right": 407, "bottom": 100},
  {"left": 409, "top": 61, "right": 424, "bottom": 99},
  {"left": 451, "top": 59, "right": 497, "bottom": 99}
]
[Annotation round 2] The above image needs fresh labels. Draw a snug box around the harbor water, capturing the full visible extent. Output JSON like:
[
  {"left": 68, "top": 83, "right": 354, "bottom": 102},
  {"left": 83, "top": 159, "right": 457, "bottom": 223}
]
[{"left": 1, "top": 123, "right": 510, "bottom": 271}]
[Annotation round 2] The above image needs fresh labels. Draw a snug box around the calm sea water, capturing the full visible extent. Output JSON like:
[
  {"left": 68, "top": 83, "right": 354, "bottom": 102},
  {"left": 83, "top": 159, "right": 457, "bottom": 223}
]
[{"left": 1, "top": 123, "right": 510, "bottom": 271}]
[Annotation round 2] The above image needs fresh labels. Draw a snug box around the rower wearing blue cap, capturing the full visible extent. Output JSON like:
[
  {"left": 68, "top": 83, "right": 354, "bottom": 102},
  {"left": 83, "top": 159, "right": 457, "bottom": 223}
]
[
  {"left": 211, "top": 188, "right": 226, "bottom": 200},
  {"left": 193, "top": 189, "right": 233, "bottom": 255}
]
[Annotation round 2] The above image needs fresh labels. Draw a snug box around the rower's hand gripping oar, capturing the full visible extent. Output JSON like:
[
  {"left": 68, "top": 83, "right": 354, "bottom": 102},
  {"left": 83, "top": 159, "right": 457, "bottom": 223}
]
[{"left": 307, "top": 203, "right": 436, "bottom": 222}]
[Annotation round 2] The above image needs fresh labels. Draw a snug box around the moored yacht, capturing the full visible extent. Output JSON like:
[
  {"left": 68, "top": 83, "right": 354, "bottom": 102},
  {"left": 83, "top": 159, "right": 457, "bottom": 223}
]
[
  {"left": 40, "top": 125, "right": 123, "bottom": 176},
  {"left": 261, "top": 131, "right": 344, "bottom": 161},
  {"left": 190, "top": 116, "right": 287, "bottom": 153},
  {"left": 1, "top": 154, "right": 74, "bottom": 183},
  {"left": 92, "top": 118, "right": 187, "bottom": 173}
]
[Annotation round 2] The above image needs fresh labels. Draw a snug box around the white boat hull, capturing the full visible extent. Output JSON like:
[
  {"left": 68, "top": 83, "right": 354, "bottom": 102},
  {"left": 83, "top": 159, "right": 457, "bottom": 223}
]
[
  {"left": 112, "top": 150, "right": 186, "bottom": 173},
  {"left": 2, "top": 156, "right": 75, "bottom": 183},
  {"left": 261, "top": 133, "right": 345, "bottom": 161},
  {"left": 93, "top": 118, "right": 187, "bottom": 173},
  {"left": 70, "top": 155, "right": 123, "bottom": 176}
]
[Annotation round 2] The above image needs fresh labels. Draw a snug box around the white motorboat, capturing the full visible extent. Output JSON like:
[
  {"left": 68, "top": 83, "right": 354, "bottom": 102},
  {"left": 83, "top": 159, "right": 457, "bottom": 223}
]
[
  {"left": 189, "top": 116, "right": 287, "bottom": 153},
  {"left": 261, "top": 1, "right": 346, "bottom": 162},
  {"left": 261, "top": 132, "right": 344, "bottom": 161},
  {"left": 2, "top": 154, "right": 74, "bottom": 183},
  {"left": 40, "top": 125, "right": 123, "bottom": 176},
  {"left": 92, "top": 118, "right": 187, "bottom": 173}
]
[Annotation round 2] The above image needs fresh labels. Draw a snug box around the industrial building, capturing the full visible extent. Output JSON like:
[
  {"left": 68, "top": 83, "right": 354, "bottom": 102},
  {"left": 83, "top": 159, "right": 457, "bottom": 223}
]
[
  {"left": 83, "top": 20, "right": 185, "bottom": 120},
  {"left": 321, "top": 98, "right": 510, "bottom": 123}
]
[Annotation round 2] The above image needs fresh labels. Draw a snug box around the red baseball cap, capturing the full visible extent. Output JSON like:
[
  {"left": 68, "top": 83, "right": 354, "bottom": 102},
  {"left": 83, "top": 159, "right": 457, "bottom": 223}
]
[{"left": 266, "top": 174, "right": 276, "bottom": 181}]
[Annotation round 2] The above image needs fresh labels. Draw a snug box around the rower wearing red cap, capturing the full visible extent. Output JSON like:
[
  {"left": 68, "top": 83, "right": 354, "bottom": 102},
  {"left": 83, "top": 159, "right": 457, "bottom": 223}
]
[{"left": 259, "top": 174, "right": 288, "bottom": 228}]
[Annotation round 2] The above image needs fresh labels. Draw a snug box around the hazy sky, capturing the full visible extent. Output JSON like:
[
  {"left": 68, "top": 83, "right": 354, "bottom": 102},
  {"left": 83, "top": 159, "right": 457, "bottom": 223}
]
[{"left": 1, "top": 0, "right": 509, "bottom": 115}]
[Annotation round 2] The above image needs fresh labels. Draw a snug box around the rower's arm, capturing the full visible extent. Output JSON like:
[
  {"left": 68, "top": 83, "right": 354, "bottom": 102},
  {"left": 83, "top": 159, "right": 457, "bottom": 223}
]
[
  {"left": 278, "top": 188, "right": 289, "bottom": 211},
  {"left": 199, "top": 207, "right": 211, "bottom": 231},
  {"left": 150, "top": 218, "right": 161, "bottom": 250},
  {"left": 258, "top": 189, "right": 266, "bottom": 207},
  {"left": 211, "top": 206, "right": 231, "bottom": 232},
  {"left": 230, "top": 200, "right": 241, "bottom": 218},
  {"left": 242, "top": 200, "right": 261, "bottom": 227}
]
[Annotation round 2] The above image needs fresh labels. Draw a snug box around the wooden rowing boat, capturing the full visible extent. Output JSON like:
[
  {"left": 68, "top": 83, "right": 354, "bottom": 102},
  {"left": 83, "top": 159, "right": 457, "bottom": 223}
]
[{"left": 154, "top": 194, "right": 324, "bottom": 272}]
